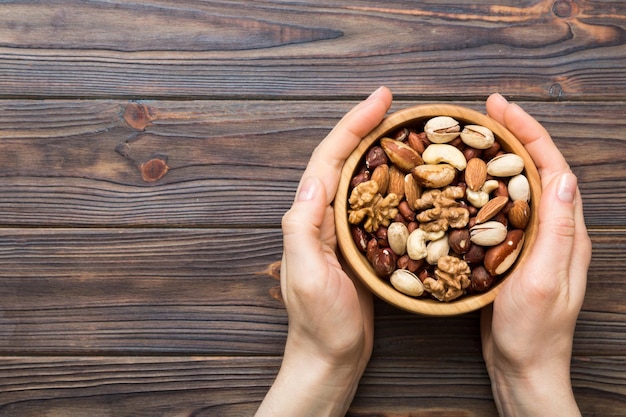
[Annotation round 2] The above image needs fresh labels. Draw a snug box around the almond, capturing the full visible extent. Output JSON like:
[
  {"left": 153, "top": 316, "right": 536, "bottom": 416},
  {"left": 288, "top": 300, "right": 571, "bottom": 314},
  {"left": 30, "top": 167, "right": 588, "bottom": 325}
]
[
  {"left": 387, "top": 165, "right": 405, "bottom": 199},
  {"left": 404, "top": 173, "right": 421, "bottom": 210},
  {"left": 475, "top": 196, "right": 509, "bottom": 224},
  {"left": 508, "top": 200, "right": 531, "bottom": 229},
  {"left": 380, "top": 138, "right": 424, "bottom": 172},
  {"left": 465, "top": 157, "right": 487, "bottom": 192},
  {"left": 371, "top": 164, "right": 390, "bottom": 195}
]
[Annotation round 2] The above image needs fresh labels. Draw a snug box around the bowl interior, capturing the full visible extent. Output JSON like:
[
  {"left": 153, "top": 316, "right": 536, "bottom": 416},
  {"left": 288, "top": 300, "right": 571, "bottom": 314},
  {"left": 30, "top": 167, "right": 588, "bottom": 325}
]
[{"left": 334, "top": 104, "right": 541, "bottom": 316}]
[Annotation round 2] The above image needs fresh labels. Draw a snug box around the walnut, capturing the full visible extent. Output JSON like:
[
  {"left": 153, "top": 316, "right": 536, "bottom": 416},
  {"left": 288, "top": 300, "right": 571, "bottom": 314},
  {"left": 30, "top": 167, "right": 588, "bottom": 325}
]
[
  {"left": 414, "top": 186, "right": 469, "bottom": 233},
  {"left": 348, "top": 180, "right": 400, "bottom": 232},
  {"left": 423, "top": 255, "right": 471, "bottom": 301}
]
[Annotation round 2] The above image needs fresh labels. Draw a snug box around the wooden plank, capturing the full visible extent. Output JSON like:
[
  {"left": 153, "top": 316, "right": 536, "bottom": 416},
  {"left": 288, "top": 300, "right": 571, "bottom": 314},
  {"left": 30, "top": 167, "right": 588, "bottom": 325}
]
[
  {"left": 0, "top": 100, "right": 624, "bottom": 227},
  {"left": 0, "top": 228, "right": 624, "bottom": 356},
  {"left": 0, "top": 355, "right": 623, "bottom": 416},
  {"left": 0, "top": 1, "right": 623, "bottom": 99}
]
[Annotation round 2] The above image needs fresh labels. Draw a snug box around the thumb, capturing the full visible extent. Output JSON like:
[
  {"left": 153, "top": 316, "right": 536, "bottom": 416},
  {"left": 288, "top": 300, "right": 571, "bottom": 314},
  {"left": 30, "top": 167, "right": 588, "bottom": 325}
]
[
  {"left": 524, "top": 172, "right": 578, "bottom": 294},
  {"left": 281, "top": 176, "right": 329, "bottom": 294}
]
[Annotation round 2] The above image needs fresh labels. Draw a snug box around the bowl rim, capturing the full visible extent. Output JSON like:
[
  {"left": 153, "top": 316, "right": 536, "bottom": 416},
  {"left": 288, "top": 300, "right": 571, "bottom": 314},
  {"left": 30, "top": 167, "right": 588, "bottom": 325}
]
[{"left": 334, "top": 104, "right": 541, "bottom": 316}]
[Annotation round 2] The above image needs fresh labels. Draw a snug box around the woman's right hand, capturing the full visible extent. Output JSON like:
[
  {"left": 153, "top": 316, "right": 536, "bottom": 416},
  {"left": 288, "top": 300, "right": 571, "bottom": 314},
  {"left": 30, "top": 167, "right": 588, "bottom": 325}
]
[{"left": 481, "top": 93, "right": 592, "bottom": 417}]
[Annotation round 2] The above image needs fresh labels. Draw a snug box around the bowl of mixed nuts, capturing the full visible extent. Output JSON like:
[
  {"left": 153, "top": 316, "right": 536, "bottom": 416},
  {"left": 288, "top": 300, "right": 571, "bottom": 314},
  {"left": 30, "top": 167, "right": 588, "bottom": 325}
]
[{"left": 334, "top": 104, "right": 541, "bottom": 316}]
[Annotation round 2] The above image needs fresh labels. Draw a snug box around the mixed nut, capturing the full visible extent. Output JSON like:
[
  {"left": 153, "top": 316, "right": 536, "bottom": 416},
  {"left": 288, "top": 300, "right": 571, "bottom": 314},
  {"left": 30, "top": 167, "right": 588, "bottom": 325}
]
[{"left": 347, "top": 116, "right": 532, "bottom": 302}]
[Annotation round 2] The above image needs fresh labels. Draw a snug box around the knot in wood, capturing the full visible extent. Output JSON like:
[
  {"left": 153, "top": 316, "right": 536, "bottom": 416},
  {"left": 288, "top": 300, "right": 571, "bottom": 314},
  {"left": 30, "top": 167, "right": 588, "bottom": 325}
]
[
  {"left": 140, "top": 158, "right": 169, "bottom": 182},
  {"left": 123, "top": 102, "right": 153, "bottom": 131},
  {"left": 552, "top": 0, "right": 576, "bottom": 18}
]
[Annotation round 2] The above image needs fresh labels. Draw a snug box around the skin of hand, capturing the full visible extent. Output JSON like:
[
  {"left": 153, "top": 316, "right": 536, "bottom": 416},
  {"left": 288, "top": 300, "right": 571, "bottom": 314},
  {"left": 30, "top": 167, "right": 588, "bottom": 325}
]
[
  {"left": 255, "top": 87, "right": 393, "bottom": 417},
  {"left": 481, "top": 93, "right": 592, "bottom": 417}
]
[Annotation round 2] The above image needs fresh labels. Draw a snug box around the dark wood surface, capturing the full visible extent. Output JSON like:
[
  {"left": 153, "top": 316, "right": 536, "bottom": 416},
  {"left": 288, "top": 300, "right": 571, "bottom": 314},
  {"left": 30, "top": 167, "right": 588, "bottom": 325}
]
[{"left": 1, "top": 1, "right": 625, "bottom": 415}]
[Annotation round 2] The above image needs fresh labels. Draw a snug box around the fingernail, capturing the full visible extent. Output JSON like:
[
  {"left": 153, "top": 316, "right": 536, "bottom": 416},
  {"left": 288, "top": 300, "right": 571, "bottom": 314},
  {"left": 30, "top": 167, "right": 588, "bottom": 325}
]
[
  {"left": 366, "top": 86, "right": 385, "bottom": 100},
  {"left": 557, "top": 173, "right": 577, "bottom": 203},
  {"left": 296, "top": 176, "right": 319, "bottom": 201},
  {"left": 491, "top": 92, "right": 509, "bottom": 106}
]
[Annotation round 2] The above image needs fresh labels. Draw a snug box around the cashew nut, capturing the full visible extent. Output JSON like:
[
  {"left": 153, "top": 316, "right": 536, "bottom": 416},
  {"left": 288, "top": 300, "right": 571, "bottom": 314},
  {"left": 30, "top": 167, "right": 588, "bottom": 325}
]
[
  {"left": 407, "top": 228, "right": 445, "bottom": 260},
  {"left": 422, "top": 144, "right": 467, "bottom": 171},
  {"left": 466, "top": 179, "right": 499, "bottom": 208}
]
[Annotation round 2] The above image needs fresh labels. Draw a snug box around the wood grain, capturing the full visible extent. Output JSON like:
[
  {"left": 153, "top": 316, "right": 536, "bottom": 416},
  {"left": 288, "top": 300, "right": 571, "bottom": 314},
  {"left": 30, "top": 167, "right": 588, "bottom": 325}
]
[
  {"left": 0, "top": 100, "right": 624, "bottom": 227},
  {"left": 0, "top": 0, "right": 625, "bottom": 414},
  {"left": 0, "top": 356, "right": 624, "bottom": 416},
  {"left": 0, "top": 1, "right": 624, "bottom": 99},
  {"left": 0, "top": 228, "right": 624, "bottom": 356}
]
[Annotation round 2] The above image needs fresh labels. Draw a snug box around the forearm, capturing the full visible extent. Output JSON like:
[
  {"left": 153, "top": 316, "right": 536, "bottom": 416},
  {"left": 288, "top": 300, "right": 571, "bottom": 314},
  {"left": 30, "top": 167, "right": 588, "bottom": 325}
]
[
  {"left": 491, "top": 366, "right": 581, "bottom": 417},
  {"left": 255, "top": 349, "right": 363, "bottom": 417}
]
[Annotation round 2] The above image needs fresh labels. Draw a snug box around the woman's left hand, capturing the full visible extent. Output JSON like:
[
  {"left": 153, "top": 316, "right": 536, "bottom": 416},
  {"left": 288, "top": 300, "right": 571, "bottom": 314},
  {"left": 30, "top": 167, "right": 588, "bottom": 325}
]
[{"left": 256, "top": 87, "right": 392, "bottom": 417}]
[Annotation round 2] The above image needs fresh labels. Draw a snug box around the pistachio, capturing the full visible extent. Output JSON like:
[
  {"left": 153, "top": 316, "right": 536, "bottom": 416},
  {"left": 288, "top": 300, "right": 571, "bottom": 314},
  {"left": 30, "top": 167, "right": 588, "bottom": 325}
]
[
  {"left": 460, "top": 125, "right": 495, "bottom": 149},
  {"left": 387, "top": 222, "right": 410, "bottom": 256},
  {"left": 508, "top": 174, "right": 531, "bottom": 202},
  {"left": 426, "top": 235, "right": 450, "bottom": 265},
  {"left": 424, "top": 116, "right": 460, "bottom": 143},
  {"left": 422, "top": 144, "right": 467, "bottom": 170},
  {"left": 470, "top": 221, "right": 508, "bottom": 246},
  {"left": 390, "top": 269, "right": 425, "bottom": 297},
  {"left": 487, "top": 153, "right": 525, "bottom": 177},
  {"left": 411, "top": 163, "right": 456, "bottom": 188}
]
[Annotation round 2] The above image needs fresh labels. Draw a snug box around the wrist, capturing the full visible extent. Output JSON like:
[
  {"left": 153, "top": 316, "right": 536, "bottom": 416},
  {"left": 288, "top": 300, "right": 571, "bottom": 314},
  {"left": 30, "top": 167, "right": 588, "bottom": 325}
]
[
  {"left": 491, "top": 365, "right": 581, "bottom": 417},
  {"left": 256, "top": 342, "right": 365, "bottom": 417}
]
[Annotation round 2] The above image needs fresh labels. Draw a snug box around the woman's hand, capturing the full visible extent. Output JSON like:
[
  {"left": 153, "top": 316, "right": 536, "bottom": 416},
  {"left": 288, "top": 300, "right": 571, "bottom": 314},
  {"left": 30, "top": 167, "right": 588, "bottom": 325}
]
[
  {"left": 481, "top": 94, "right": 592, "bottom": 417},
  {"left": 256, "top": 87, "right": 393, "bottom": 417}
]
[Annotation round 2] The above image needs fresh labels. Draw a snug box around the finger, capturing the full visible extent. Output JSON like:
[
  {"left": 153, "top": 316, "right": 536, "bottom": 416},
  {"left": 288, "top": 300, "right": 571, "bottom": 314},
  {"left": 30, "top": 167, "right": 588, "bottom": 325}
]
[
  {"left": 523, "top": 172, "right": 579, "bottom": 299},
  {"left": 300, "top": 86, "right": 393, "bottom": 204},
  {"left": 281, "top": 176, "right": 329, "bottom": 301},
  {"left": 485, "top": 93, "right": 508, "bottom": 126},
  {"left": 486, "top": 94, "right": 570, "bottom": 185},
  {"left": 568, "top": 188, "right": 592, "bottom": 306}
]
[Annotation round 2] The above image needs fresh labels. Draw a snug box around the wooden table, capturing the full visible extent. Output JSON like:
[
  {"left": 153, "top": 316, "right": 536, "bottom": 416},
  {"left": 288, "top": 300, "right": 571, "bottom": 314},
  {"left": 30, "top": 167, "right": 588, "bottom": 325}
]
[{"left": 1, "top": 1, "right": 625, "bottom": 415}]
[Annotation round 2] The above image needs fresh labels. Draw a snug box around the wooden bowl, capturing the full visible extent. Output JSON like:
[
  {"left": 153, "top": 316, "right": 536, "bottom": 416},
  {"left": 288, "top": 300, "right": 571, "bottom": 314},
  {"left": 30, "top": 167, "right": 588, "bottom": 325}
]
[{"left": 334, "top": 104, "right": 541, "bottom": 316}]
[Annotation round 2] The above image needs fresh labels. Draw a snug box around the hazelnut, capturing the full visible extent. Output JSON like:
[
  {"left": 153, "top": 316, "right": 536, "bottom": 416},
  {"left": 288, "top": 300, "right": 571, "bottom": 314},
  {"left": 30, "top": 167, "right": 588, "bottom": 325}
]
[
  {"left": 365, "top": 146, "right": 388, "bottom": 169},
  {"left": 370, "top": 248, "right": 397, "bottom": 278},
  {"left": 449, "top": 228, "right": 471, "bottom": 254},
  {"left": 351, "top": 225, "right": 368, "bottom": 253},
  {"left": 470, "top": 266, "right": 494, "bottom": 292},
  {"left": 463, "top": 244, "right": 485, "bottom": 265}
]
